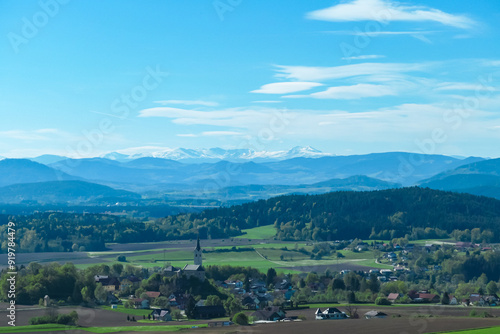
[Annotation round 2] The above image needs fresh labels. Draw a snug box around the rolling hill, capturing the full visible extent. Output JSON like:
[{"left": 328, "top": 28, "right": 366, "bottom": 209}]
[
  {"left": 0, "top": 180, "right": 141, "bottom": 204},
  {"left": 0, "top": 159, "right": 78, "bottom": 187},
  {"left": 419, "top": 158, "right": 500, "bottom": 199}
]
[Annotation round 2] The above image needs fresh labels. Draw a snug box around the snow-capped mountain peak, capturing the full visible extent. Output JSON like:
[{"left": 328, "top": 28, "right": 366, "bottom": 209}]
[{"left": 101, "top": 146, "right": 334, "bottom": 162}]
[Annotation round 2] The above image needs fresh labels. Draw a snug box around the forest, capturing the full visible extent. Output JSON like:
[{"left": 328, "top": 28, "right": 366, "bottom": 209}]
[{"left": 2, "top": 187, "right": 500, "bottom": 253}]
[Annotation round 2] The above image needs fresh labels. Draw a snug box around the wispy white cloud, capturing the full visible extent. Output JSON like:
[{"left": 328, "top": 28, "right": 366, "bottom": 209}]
[
  {"left": 154, "top": 100, "right": 219, "bottom": 107},
  {"left": 252, "top": 100, "right": 283, "bottom": 103},
  {"left": 307, "top": 0, "right": 476, "bottom": 29},
  {"left": 178, "top": 131, "right": 244, "bottom": 137},
  {"left": 0, "top": 129, "right": 69, "bottom": 141},
  {"left": 274, "top": 62, "right": 428, "bottom": 81},
  {"left": 436, "top": 82, "right": 496, "bottom": 91},
  {"left": 342, "top": 55, "right": 386, "bottom": 60},
  {"left": 138, "top": 106, "right": 297, "bottom": 129},
  {"left": 285, "top": 84, "right": 397, "bottom": 100},
  {"left": 329, "top": 30, "right": 437, "bottom": 36},
  {"left": 251, "top": 82, "right": 323, "bottom": 94}
]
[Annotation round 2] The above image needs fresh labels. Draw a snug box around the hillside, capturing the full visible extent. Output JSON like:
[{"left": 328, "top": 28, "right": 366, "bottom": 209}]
[
  {"left": 170, "top": 187, "right": 500, "bottom": 241},
  {"left": 0, "top": 159, "right": 78, "bottom": 187},
  {"left": 419, "top": 158, "right": 500, "bottom": 199},
  {"left": 0, "top": 180, "right": 141, "bottom": 204},
  {"left": 216, "top": 175, "right": 401, "bottom": 200}
]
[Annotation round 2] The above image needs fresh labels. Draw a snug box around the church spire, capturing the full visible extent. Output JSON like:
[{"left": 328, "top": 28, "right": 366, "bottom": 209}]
[
  {"left": 194, "top": 236, "right": 202, "bottom": 266},
  {"left": 195, "top": 235, "right": 201, "bottom": 251}
]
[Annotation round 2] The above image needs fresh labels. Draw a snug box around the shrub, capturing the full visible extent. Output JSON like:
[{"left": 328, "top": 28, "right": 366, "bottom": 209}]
[
  {"left": 375, "top": 297, "right": 392, "bottom": 306},
  {"left": 232, "top": 312, "right": 249, "bottom": 325},
  {"left": 117, "top": 255, "right": 127, "bottom": 262}
]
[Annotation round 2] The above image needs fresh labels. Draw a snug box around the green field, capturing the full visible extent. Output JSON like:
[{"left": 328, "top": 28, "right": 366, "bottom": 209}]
[
  {"left": 430, "top": 327, "right": 500, "bottom": 334},
  {"left": 236, "top": 225, "right": 277, "bottom": 239}
]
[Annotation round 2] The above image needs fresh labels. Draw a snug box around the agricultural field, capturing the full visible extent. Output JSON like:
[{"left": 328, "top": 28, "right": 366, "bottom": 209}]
[
  {"left": 3, "top": 303, "right": 500, "bottom": 334},
  {"left": 0, "top": 226, "right": 399, "bottom": 274}
]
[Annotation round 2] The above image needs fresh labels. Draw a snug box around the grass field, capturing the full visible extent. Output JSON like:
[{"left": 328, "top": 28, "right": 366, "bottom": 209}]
[
  {"left": 430, "top": 326, "right": 500, "bottom": 333},
  {"left": 236, "top": 225, "right": 276, "bottom": 239}
]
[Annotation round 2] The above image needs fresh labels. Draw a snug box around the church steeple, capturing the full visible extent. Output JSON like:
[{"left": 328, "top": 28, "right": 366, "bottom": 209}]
[
  {"left": 194, "top": 236, "right": 202, "bottom": 266},
  {"left": 195, "top": 236, "right": 201, "bottom": 251}
]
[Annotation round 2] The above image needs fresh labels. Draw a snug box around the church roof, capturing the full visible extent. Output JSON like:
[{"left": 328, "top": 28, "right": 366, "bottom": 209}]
[{"left": 183, "top": 264, "right": 203, "bottom": 271}]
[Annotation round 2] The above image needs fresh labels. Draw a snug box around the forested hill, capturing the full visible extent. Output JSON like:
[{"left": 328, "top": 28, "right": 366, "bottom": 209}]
[{"left": 172, "top": 187, "right": 500, "bottom": 241}]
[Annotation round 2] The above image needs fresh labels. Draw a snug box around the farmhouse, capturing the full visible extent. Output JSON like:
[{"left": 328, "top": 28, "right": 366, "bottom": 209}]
[
  {"left": 365, "top": 310, "right": 388, "bottom": 319},
  {"left": 315, "top": 307, "right": 349, "bottom": 320},
  {"left": 94, "top": 275, "right": 120, "bottom": 291},
  {"left": 150, "top": 308, "right": 172, "bottom": 321},
  {"left": 251, "top": 306, "right": 286, "bottom": 321}
]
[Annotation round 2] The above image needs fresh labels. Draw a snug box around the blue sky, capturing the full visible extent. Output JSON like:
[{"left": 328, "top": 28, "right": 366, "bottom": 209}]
[{"left": 1, "top": 0, "right": 500, "bottom": 158}]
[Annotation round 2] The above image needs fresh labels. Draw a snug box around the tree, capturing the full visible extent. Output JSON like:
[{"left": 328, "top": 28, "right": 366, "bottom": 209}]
[
  {"left": 94, "top": 283, "right": 108, "bottom": 304},
  {"left": 375, "top": 297, "right": 391, "bottom": 305},
  {"left": 347, "top": 291, "right": 356, "bottom": 304},
  {"left": 330, "top": 278, "right": 345, "bottom": 290},
  {"left": 224, "top": 295, "right": 242, "bottom": 316},
  {"left": 117, "top": 255, "right": 127, "bottom": 262},
  {"left": 205, "top": 295, "right": 223, "bottom": 306},
  {"left": 232, "top": 312, "right": 249, "bottom": 325},
  {"left": 171, "top": 309, "right": 182, "bottom": 321},
  {"left": 266, "top": 268, "right": 277, "bottom": 287},
  {"left": 185, "top": 297, "right": 196, "bottom": 319},
  {"left": 368, "top": 274, "right": 380, "bottom": 293},
  {"left": 486, "top": 281, "right": 499, "bottom": 295},
  {"left": 81, "top": 286, "right": 92, "bottom": 304},
  {"left": 441, "top": 292, "right": 450, "bottom": 305}
]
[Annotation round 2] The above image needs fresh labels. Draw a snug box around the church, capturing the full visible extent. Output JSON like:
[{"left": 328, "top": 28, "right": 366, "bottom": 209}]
[{"left": 180, "top": 237, "right": 205, "bottom": 281}]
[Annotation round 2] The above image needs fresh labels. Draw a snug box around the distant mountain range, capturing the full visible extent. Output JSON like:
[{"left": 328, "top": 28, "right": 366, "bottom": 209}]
[
  {"left": 0, "top": 148, "right": 497, "bottom": 205},
  {"left": 100, "top": 145, "right": 335, "bottom": 162}
]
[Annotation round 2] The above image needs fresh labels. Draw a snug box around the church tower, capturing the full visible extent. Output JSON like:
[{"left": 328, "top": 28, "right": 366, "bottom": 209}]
[{"left": 194, "top": 236, "right": 202, "bottom": 266}]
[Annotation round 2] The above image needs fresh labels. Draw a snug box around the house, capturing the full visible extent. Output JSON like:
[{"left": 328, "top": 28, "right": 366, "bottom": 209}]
[
  {"left": 251, "top": 306, "right": 286, "bottom": 321},
  {"left": 484, "top": 294, "right": 499, "bottom": 306},
  {"left": 365, "top": 310, "right": 388, "bottom": 319},
  {"left": 449, "top": 295, "right": 458, "bottom": 305},
  {"left": 469, "top": 293, "right": 498, "bottom": 306},
  {"left": 315, "top": 307, "right": 348, "bottom": 320},
  {"left": 411, "top": 293, "right": 440, "bottom": 303},
  {"left": 132, "top": 298, "right": 150, "bottom": 309},
  {"left": 150, "top": 309, "right": 172, "bottom": 321},
  {"left": 144, "top": 291, "right": 161, "bottom": 299},
  {"left": 242, "top": 295, "right": 259, "bottom": 309},
  {"left": 455, "top": 241, "right": 474, "bottom": 249},
  {"left": 163, "top": 266, "right": 180, "bottom": 277},
  {"left": 168, "top": 293, "right": 192, "bottom": 310},
  {"left": 387, "top": 293, "right": 401, "bottom": 303},
  {"left": 94, "top": 275, "right": 120, "bottom": 291},
  {"left": 193, "top": 305, "right": 226, "bottom": 319}
]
